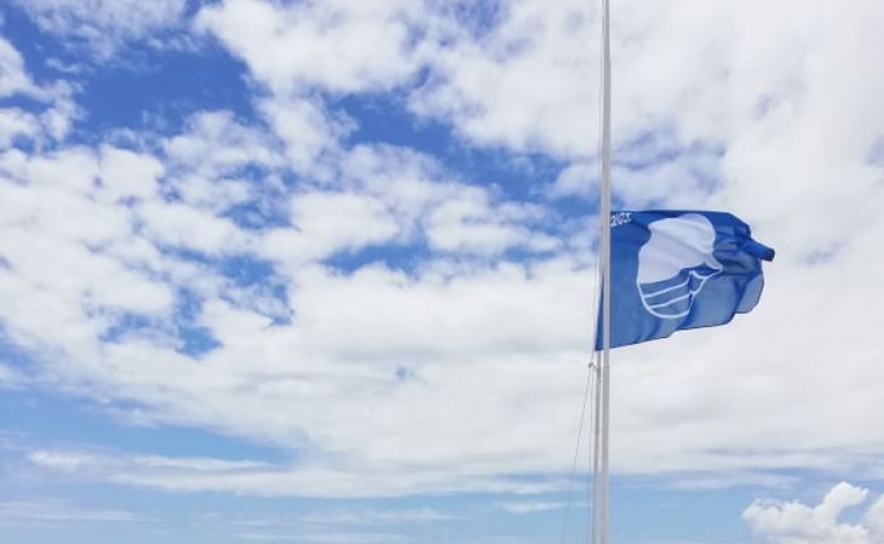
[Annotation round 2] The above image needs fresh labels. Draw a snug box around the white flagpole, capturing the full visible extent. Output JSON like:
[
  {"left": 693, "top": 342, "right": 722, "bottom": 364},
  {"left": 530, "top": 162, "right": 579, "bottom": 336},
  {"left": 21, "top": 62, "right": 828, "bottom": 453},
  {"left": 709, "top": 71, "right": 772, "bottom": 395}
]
[{"left": 598, "top": 0, "right": 613, "bottom": 542}]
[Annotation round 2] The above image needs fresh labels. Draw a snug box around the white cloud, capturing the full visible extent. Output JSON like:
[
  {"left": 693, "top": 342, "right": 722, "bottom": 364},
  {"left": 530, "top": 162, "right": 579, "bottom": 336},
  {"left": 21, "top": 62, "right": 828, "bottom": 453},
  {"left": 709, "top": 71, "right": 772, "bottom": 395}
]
[
  {"left": 7, "top": 131, "right": 883, "bottom": 498},
  {"left": 192, "top": 0, "right": 430, "bottom": 184},
  {"left": 291, "top": 258, "right": 593, "bottom": 362},
  {"left": 25, "top": 446, "right": 564, "bottom": 498},
  {"left": 0, "top": 38, "right": 78, "bottom": 146},
  {"left": 0, "top": 84, "right": 601, "bottom": 500},
  {"left": 496, "top": 501, "right": 566, "bottom": 515},
  {"left": 410, "top": 0, "right": 599, "bottom": 157},
  {"left": 300, "top": 507, "right": 455, "bottom": 525},
  {"left": 254, "top": 532, "right": 407, "bottom": 544},
  {"left": 612, "top": 148, "right": 722, "bottom": 209},
  {"left": 256, "top": 95, "right": 349, "bottom": 176},
  {"left": 424, "top": 191, "right": 558, "bottom": 256},
  {"left": 27, "top": 450, "right": 95, "bottom": 472},
  {"left": 0, "top": 149, "right": 176, "bottom": 321},
  {"left": 27, "top": 448, "right": 273, "bottom": 477},
  {"left": 551, "top": 161, "right": 596, "bottom": 199},
  {"left": 194, "top": 0, "right": 424, "bottom": 94},
  {"left": 195, "top": 510, "right": 438, "bottom": 544},
  {"left": 0, "top": 38, "right": 38, "bottom": 99},
  {"left": 405, "top": 0, "right": 884, "bottom": 236},
  {"left": 294, "top": 191, "right": 397, "bottom": 249},
  {"left": 37, "top": 85, "right": 78, "bottom": 141},
  {"left": 163, "top": 111, "right": 282, "bottom": 180},
  {"left": 12, "top": 0, "right": 188, "bottom": 59},
  {"left": 98, "top": 145, "right": 164, "bottom": 203},
  {"left": 136, "top": 199, "right": 254, "bottom": 256},
  {"left": 3, "top": 0, "right": 884, "bottom": 505},
  {"left": 0, "top": 499, "right": 138, "bottom": 525},
  {"left": 254, "top": 141, "right": 567, "bottom": 266},
  {"left": 255, "top": 191, "right": 402, "bottom": 269},
  {"left": 744, "top": 482, "right": 884, "bottom": 544},
  {"left": 0, "top": 363, "right": 22, "bottom": 388},
  {"left": 0, "top": 109, "right": 40, "bottom": 149},
  {"left": 337, "top": 144, "right": 541, "bottom": 248}
]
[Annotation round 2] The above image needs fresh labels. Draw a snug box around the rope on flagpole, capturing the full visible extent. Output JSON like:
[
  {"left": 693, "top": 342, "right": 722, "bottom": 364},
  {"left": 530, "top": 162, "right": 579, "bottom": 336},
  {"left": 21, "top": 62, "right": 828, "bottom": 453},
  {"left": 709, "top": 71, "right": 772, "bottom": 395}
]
[{"left": 559, "top": 356, "right": 598, "bottom": 544}]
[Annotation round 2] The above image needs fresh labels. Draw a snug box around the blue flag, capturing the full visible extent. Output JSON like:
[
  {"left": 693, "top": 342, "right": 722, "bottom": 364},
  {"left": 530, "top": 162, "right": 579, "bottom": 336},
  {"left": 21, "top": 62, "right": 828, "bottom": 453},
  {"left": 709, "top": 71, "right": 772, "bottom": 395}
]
[{"left": 596, "top": 211, "right": 775, "bottom": 350}]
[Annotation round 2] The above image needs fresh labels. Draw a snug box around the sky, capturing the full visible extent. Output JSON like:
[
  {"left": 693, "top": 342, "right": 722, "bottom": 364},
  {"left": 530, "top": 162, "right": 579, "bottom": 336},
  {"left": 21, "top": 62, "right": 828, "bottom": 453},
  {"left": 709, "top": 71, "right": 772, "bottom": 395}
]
[{"left": 1, "top": 0, "right": 884, "bottom": 543}]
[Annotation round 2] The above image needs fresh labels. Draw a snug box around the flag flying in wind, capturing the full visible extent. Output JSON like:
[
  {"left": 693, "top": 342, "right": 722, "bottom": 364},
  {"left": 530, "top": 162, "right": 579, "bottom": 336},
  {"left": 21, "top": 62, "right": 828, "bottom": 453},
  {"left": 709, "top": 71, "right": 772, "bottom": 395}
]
[{"left": 597, "top": 210, "right": 775, "bottom": 350}]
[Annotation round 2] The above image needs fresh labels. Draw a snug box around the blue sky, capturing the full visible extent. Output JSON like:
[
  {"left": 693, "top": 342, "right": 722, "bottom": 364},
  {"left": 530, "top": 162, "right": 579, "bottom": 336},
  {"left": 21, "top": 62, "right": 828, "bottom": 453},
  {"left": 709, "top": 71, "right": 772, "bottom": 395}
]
[{"left": 2, "top": 0, "right": 884, "bottom": 543}]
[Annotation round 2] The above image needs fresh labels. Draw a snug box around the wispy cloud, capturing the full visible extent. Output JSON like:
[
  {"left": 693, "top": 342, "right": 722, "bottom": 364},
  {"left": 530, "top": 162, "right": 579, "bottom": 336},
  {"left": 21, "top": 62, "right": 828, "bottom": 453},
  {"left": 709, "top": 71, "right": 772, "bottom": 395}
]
[
  {"left": 495, "top": 500, "right": 566, "bottom": 515},
  {"left": 9, "top": 0, "right": 189, "bottom": 59},
  {"left": 24, "top": 446, "right": 565, "bottom": 498},
  {"left": 300, "top": 507, "right": 456, "bottom": 525},
  {"left": 236, "top": 532, "right": 410, "bottom": 544},
  {"left": 197, "top": 511, "right": 431, "bottom": 544},
  {"left": 0, "top": 499, "right": 139, "bottom": 525},
  {"left": 0, "top": 363, "right": 23, "bottom": 388}
]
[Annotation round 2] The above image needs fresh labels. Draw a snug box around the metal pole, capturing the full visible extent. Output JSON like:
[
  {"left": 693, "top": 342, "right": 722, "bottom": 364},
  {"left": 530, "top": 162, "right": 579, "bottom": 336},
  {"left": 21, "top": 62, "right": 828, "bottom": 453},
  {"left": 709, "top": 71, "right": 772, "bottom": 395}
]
[
  {"left": 598, "top": 0, "right": 613, "bottom": 541},
  {"left": 590, "top": 362, "right": 602, "bottom": 544}
]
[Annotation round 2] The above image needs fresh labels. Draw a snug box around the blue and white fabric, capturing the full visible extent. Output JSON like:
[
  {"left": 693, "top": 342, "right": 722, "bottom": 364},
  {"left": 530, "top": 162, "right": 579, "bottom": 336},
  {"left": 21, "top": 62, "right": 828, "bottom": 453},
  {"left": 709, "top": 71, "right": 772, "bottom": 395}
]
[{"left": 597, "top": 211, "right": 775, "bottom": 350}]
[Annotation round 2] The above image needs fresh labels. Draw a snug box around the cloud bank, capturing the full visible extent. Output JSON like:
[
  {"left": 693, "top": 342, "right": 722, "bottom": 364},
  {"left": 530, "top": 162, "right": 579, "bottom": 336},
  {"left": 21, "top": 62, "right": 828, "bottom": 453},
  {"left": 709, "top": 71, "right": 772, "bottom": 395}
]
[{"left": 1, "top": 0, "right": 883, "bottom": 503}]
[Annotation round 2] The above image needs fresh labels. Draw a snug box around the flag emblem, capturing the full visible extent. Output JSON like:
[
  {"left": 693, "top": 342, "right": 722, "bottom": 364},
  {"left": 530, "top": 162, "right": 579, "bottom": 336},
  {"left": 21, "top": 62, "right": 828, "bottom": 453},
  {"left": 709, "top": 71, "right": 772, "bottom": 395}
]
[
  {"left": 597, "top": 210, "right": 775, "bottom": 349},
  {"left": 637, "top": 213, "right": 723, "bottom": 319}
]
